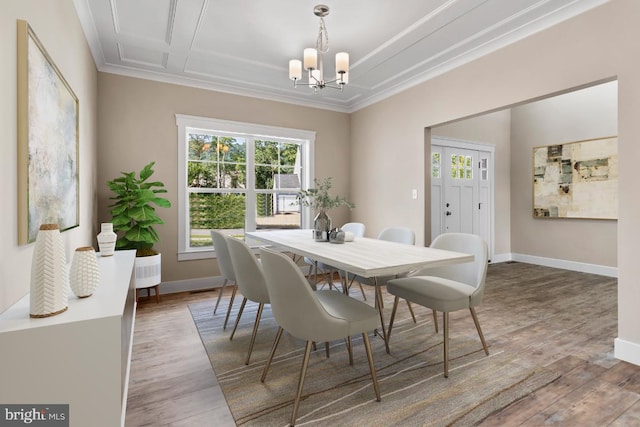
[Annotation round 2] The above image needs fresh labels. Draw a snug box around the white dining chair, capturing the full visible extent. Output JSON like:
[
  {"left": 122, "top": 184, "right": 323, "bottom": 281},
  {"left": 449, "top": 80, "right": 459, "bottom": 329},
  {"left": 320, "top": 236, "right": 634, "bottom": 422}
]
[
  {"left": 226, "top": 236, "right": 271, "bottom": 365},
  {"left": 210, "top": 230, "right": 238, "bottom": 329},
  {"left": 387, "top": 232, "right": 489, "bottom": 377},
  {"left": 259, "top": 247, "right": 381, "bottom": 426}
]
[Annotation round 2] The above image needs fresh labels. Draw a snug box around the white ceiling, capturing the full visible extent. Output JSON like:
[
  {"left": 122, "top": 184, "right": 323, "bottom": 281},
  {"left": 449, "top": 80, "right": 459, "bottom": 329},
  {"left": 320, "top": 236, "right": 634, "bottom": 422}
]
[{"left": 73, "top": 0, "right": 608, "bottom": 113}]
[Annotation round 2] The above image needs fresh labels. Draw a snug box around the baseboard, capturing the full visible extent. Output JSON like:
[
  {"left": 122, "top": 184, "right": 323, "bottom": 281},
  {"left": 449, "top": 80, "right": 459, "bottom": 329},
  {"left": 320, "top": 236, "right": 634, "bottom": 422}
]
[
  {"left": 489, "top": 253, "right": 512, "bottom": 264},
  {"left": 159, "top": 264, "right": 314, "bottom": 295},
  {"left": 159, "top": 276, "right": 222, "bottom": 294},
  {"left": 615, "top": 338, "right": 640, "bottom": 366},
  {"left": 510, "top": 253, "right": 617, "bottom": 277}
]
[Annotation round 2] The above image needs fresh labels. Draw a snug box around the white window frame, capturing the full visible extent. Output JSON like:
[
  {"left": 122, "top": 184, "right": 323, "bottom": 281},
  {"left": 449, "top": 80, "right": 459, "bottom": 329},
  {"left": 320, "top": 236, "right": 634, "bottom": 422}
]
[{"left": 176, "top": 114, "right": 315, "bottom": 261}]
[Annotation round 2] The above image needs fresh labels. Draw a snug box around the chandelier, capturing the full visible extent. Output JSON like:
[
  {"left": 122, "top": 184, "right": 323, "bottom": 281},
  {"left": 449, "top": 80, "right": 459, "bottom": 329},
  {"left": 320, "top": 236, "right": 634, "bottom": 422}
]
[{"left": 288, "top": 4, "right": 349, "bottom": 93}]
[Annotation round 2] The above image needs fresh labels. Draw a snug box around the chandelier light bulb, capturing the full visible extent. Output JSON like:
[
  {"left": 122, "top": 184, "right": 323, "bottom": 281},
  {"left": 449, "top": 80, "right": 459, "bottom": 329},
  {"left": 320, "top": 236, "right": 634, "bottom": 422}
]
[
  {"left": 289, "top": 59, "right": 302, "bottom": 80},
  {"left": 335, "top": 52, "right": 349, "bottom": 74},
  {"left": 303, "top": 48, "right": 317, "bottom": 70}
]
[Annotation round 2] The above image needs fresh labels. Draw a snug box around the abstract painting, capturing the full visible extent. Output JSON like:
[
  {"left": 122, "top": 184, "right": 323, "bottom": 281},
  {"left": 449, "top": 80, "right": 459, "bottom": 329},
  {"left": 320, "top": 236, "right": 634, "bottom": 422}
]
[
  {"left": 533, "top": 136, "right": 617, "bottom": 219},
  {"left": 17, "top": 20, "right": 79, "bottom": 244}
]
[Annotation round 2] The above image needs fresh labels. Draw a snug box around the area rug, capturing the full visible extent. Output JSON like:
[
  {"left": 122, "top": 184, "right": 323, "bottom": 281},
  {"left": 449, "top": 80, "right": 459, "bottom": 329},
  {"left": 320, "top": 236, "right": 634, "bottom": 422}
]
[{"left": 190, "top": 290, "right": 560, "bottom": 426}]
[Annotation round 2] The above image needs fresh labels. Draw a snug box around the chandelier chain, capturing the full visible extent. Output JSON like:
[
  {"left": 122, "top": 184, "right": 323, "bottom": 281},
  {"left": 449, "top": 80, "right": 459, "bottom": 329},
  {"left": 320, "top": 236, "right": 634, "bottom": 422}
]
[{"left": 317, "top": 17, "right": 329, "bottom": 54}]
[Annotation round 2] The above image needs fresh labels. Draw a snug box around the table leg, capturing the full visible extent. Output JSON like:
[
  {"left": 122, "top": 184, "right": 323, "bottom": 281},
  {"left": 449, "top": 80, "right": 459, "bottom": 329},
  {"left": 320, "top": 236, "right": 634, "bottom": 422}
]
[
  {"left": 340, "top": 271, "right": 348, "bottom": 295},
  {"left": 374, "top": 278, "right": 390, "bottom": 354}
]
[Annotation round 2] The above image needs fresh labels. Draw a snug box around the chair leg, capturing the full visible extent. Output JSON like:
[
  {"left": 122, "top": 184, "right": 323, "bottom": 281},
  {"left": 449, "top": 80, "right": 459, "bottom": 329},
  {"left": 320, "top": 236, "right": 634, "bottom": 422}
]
[
  {"left": 406, "top": 300, "right": 417, "bottom": 323},
  {"left": 230, "top": 297, "right": 247, "bottom": 340},
  {"left": 290, "top": 341, "right": 314, "bottom": 426},
  {"left": 213, "top": 278, "right": 228, "bottom": 314},
  {"left": 223, "top": 285, "right": 237, "bottom": 330},
  {"left": 443, "top": 312, "right": 449, "bottom": 378},
  {"left": 432, "top": 309, "right": 439, "bottom": 333},
  {"left": 245, "top": 303, "right": 264, "bottom": 365},
  {"left": 387, "top": 296, "right": 400, "bottom": 340},
  {"left": 325, "top": 342, "right": 330, "bottom": 358},
  {"left": 470, "top": 307, "right": 489, "bottom": 356},
  {"left": 347, "top": 336, "right": 353, "bottom": 366},
  {"left": 261, "top": 326, "right": 284, "bottom": 382},
  {"left": 362, "top": 332, "right": 381, "bottom": 402}
]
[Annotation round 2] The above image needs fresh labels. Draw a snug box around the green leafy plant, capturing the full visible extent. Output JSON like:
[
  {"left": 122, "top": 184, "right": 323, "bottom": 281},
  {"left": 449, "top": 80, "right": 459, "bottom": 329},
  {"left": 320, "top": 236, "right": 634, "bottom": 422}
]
[
  {"left": 107, "top": 161, "right": 171, "bottom": 256},
  {"left": 296, "top": 177, "right": 354, "bottom": 212}
]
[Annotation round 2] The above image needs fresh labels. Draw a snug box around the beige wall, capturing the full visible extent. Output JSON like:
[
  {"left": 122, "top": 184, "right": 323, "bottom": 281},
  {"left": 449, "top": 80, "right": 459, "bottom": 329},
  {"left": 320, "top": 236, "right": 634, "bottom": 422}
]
[
  {"left": 511, "top": 81, "right": 618, "bottom": 266},
  {"left": 97, "top": 74, "right": 351, "bottom": 282},
  {"left": 432, "top": 110, "right": 512, "bottom": 255},
  {"left": 350, "top": 0, "right": 640, "bottom": 356},
  {"left": 1, "top": 0, "right": 98, "bottom": 313}
]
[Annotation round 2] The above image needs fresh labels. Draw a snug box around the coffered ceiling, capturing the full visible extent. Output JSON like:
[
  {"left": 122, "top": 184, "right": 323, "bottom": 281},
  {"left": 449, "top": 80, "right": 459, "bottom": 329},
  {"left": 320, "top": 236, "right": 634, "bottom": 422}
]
[{"left": 73, "top": 0, "right": 607, "bottom": 113}]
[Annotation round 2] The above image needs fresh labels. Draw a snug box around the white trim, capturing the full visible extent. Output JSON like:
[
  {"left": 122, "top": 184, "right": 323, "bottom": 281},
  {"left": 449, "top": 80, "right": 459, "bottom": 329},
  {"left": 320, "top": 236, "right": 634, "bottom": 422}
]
[
  {"left": 511, "top": 253, "right": 617, "bottom": 277},
  {"left": 489, "top": 253, "right": 512, "bottom": 264},
  {"left": 614, "top": 338, "right": 640, "bottom": 367},
  {"left": 160, "top": 276, "right": 222, "bottom": 294}
]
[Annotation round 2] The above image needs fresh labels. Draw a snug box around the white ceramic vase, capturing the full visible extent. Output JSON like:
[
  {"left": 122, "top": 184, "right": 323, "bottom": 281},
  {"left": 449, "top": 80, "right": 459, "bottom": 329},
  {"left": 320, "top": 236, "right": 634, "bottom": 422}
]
[
  {"left": 70, "top": 246, "right": 101, "bottom": 298},
  {"left": 97, "top": 222, "right": 117, "bottom": 256},
  {"left": 30, "top": 224, "right": 68, "bottom": 318}
]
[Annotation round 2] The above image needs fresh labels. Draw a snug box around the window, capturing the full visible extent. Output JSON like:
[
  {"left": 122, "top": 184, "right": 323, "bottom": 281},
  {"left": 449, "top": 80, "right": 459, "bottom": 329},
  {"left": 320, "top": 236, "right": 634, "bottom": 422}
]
[
  {"left": 450, "top": 153, "right": 473, "bottom": 180},
  {"left": 176, "top": 115, "right": 315, "bottom": 260}
]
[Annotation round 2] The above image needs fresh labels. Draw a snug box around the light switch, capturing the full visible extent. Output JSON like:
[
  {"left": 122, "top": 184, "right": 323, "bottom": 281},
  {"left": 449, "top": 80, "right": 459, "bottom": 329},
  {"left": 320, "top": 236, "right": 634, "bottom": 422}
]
[{"left": 412, "top": 189, "right": 418, "bottom": 199}]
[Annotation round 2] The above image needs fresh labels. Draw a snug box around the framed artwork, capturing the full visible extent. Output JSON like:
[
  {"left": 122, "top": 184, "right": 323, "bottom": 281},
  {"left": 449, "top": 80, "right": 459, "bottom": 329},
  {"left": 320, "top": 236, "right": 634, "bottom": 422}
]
[
  {"left": 533, "top": 136, "right": 618, "bottom": 219},
  {"left": 17, "top": 20, "right": 79, "bottom": 244}
]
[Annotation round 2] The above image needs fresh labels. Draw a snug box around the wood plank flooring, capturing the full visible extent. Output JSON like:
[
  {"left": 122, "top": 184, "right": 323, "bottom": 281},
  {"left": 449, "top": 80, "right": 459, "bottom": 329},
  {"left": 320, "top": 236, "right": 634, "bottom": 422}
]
[{"left": 125, "top": 262, "right": 640, "bottom": 426}]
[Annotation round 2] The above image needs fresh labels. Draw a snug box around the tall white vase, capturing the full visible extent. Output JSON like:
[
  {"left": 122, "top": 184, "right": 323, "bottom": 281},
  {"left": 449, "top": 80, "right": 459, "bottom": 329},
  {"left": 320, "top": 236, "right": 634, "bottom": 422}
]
[
  {"left": 70, "top": 246, "right": 101, "bottom": 298},
  {"left": 30, "top": 224, "right": 68, "bottom": 318},
  {"left": 97, "top": 222, "right": 117, "bottom": 256}
]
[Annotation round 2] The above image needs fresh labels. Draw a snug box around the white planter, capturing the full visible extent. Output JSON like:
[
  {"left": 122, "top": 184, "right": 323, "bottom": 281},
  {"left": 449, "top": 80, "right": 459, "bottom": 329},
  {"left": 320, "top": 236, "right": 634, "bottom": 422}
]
[{"left": 134, "top": 253, "right": 161, "bottom": 289}]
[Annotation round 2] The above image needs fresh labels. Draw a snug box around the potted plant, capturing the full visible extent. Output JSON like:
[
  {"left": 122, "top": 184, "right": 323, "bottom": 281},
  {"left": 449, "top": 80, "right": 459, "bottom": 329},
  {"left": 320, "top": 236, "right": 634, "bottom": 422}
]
[
  {"left": 296, "top": 177, "right": 354, "bottom": 241},
  {"left": 107, "top": 161, "right": 171, "bottom": 291}
]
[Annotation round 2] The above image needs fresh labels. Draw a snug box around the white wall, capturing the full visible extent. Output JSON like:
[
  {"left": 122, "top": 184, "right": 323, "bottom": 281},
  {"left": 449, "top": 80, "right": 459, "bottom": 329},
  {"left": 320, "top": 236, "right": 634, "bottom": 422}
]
[
  {"left": 350, "top": 0, "right": 640, "bottom": 364},
  {"left": 1, "top": 0, "right": 98, "bottom": 313}
]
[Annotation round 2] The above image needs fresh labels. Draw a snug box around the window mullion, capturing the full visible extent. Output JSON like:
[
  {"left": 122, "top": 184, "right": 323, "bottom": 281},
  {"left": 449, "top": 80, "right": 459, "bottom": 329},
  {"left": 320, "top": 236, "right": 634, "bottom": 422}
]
[{"left": 246, "top": 137, "right": 257, "bottom": 232}]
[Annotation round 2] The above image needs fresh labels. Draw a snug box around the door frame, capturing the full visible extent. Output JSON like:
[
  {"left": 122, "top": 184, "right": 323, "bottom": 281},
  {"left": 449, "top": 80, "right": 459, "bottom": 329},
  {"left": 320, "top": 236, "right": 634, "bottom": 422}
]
[{"left": 431, "top": 136, "right": 496, "bottom": 260}]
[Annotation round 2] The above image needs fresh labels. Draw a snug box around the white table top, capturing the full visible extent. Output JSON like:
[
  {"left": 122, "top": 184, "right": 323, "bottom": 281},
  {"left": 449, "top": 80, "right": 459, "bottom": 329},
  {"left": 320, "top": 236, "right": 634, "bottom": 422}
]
[{"left": 246, "top": 229, "right": 473, "bottom": 278}]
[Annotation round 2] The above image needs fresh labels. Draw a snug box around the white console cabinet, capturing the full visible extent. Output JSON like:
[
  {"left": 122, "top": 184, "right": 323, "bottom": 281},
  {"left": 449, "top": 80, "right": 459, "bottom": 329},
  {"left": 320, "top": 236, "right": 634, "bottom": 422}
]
[{"left": 0, "top": 250, "right": 136, "bottom": 427}]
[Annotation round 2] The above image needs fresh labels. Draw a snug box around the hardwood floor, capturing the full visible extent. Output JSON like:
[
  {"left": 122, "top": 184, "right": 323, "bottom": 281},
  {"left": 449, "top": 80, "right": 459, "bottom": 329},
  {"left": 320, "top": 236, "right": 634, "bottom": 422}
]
[{"left": 125, "top": 262, "right": 640, "bottom": 426}]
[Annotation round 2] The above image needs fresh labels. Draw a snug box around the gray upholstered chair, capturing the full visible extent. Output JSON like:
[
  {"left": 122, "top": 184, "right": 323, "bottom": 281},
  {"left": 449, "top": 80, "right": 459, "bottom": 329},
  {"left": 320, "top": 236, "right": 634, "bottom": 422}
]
[
  {"left": 226, "top": 236, "right": 271, "bottom": 365},
  {"left": 387, "top": 232, "right": 489, "bottom": 378},
  {"left": 210, "top": 230, "right": 238, "bottom": 329},
  {"left": 259, "top": 247, "right": 381, "bottom": 426}
]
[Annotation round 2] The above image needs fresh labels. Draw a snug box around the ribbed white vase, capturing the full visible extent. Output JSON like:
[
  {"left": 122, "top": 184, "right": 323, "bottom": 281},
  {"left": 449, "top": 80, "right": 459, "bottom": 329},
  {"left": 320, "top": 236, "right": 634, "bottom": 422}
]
[
  {"left": 97, "top": 222, "right": 117, "bottom": 256},
  {"left": 30, "top": 224, "right": 68, "bottom": 318},
  {"left": 70, "top": 246, "right": 101, "bottom": 298}
]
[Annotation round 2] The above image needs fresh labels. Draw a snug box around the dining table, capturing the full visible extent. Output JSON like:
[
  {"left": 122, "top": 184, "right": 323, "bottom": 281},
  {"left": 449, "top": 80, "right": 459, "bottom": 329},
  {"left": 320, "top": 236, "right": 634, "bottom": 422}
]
[{"left": 246, "top": 229, "right": 474, "bottom": 353}]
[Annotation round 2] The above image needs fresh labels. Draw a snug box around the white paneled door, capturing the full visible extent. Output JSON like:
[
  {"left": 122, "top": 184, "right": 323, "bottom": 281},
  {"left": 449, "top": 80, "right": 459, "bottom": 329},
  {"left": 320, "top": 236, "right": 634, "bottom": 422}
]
[{"left": 431, "top": 138, "right": 493, "bottom": 259}]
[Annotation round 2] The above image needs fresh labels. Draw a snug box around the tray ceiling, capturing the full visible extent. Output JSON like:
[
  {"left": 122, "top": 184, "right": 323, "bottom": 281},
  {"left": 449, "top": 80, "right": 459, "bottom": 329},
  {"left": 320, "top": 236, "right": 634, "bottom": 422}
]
[{"left": 73, "top": 0, "right": 608, "bottom": 112}]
